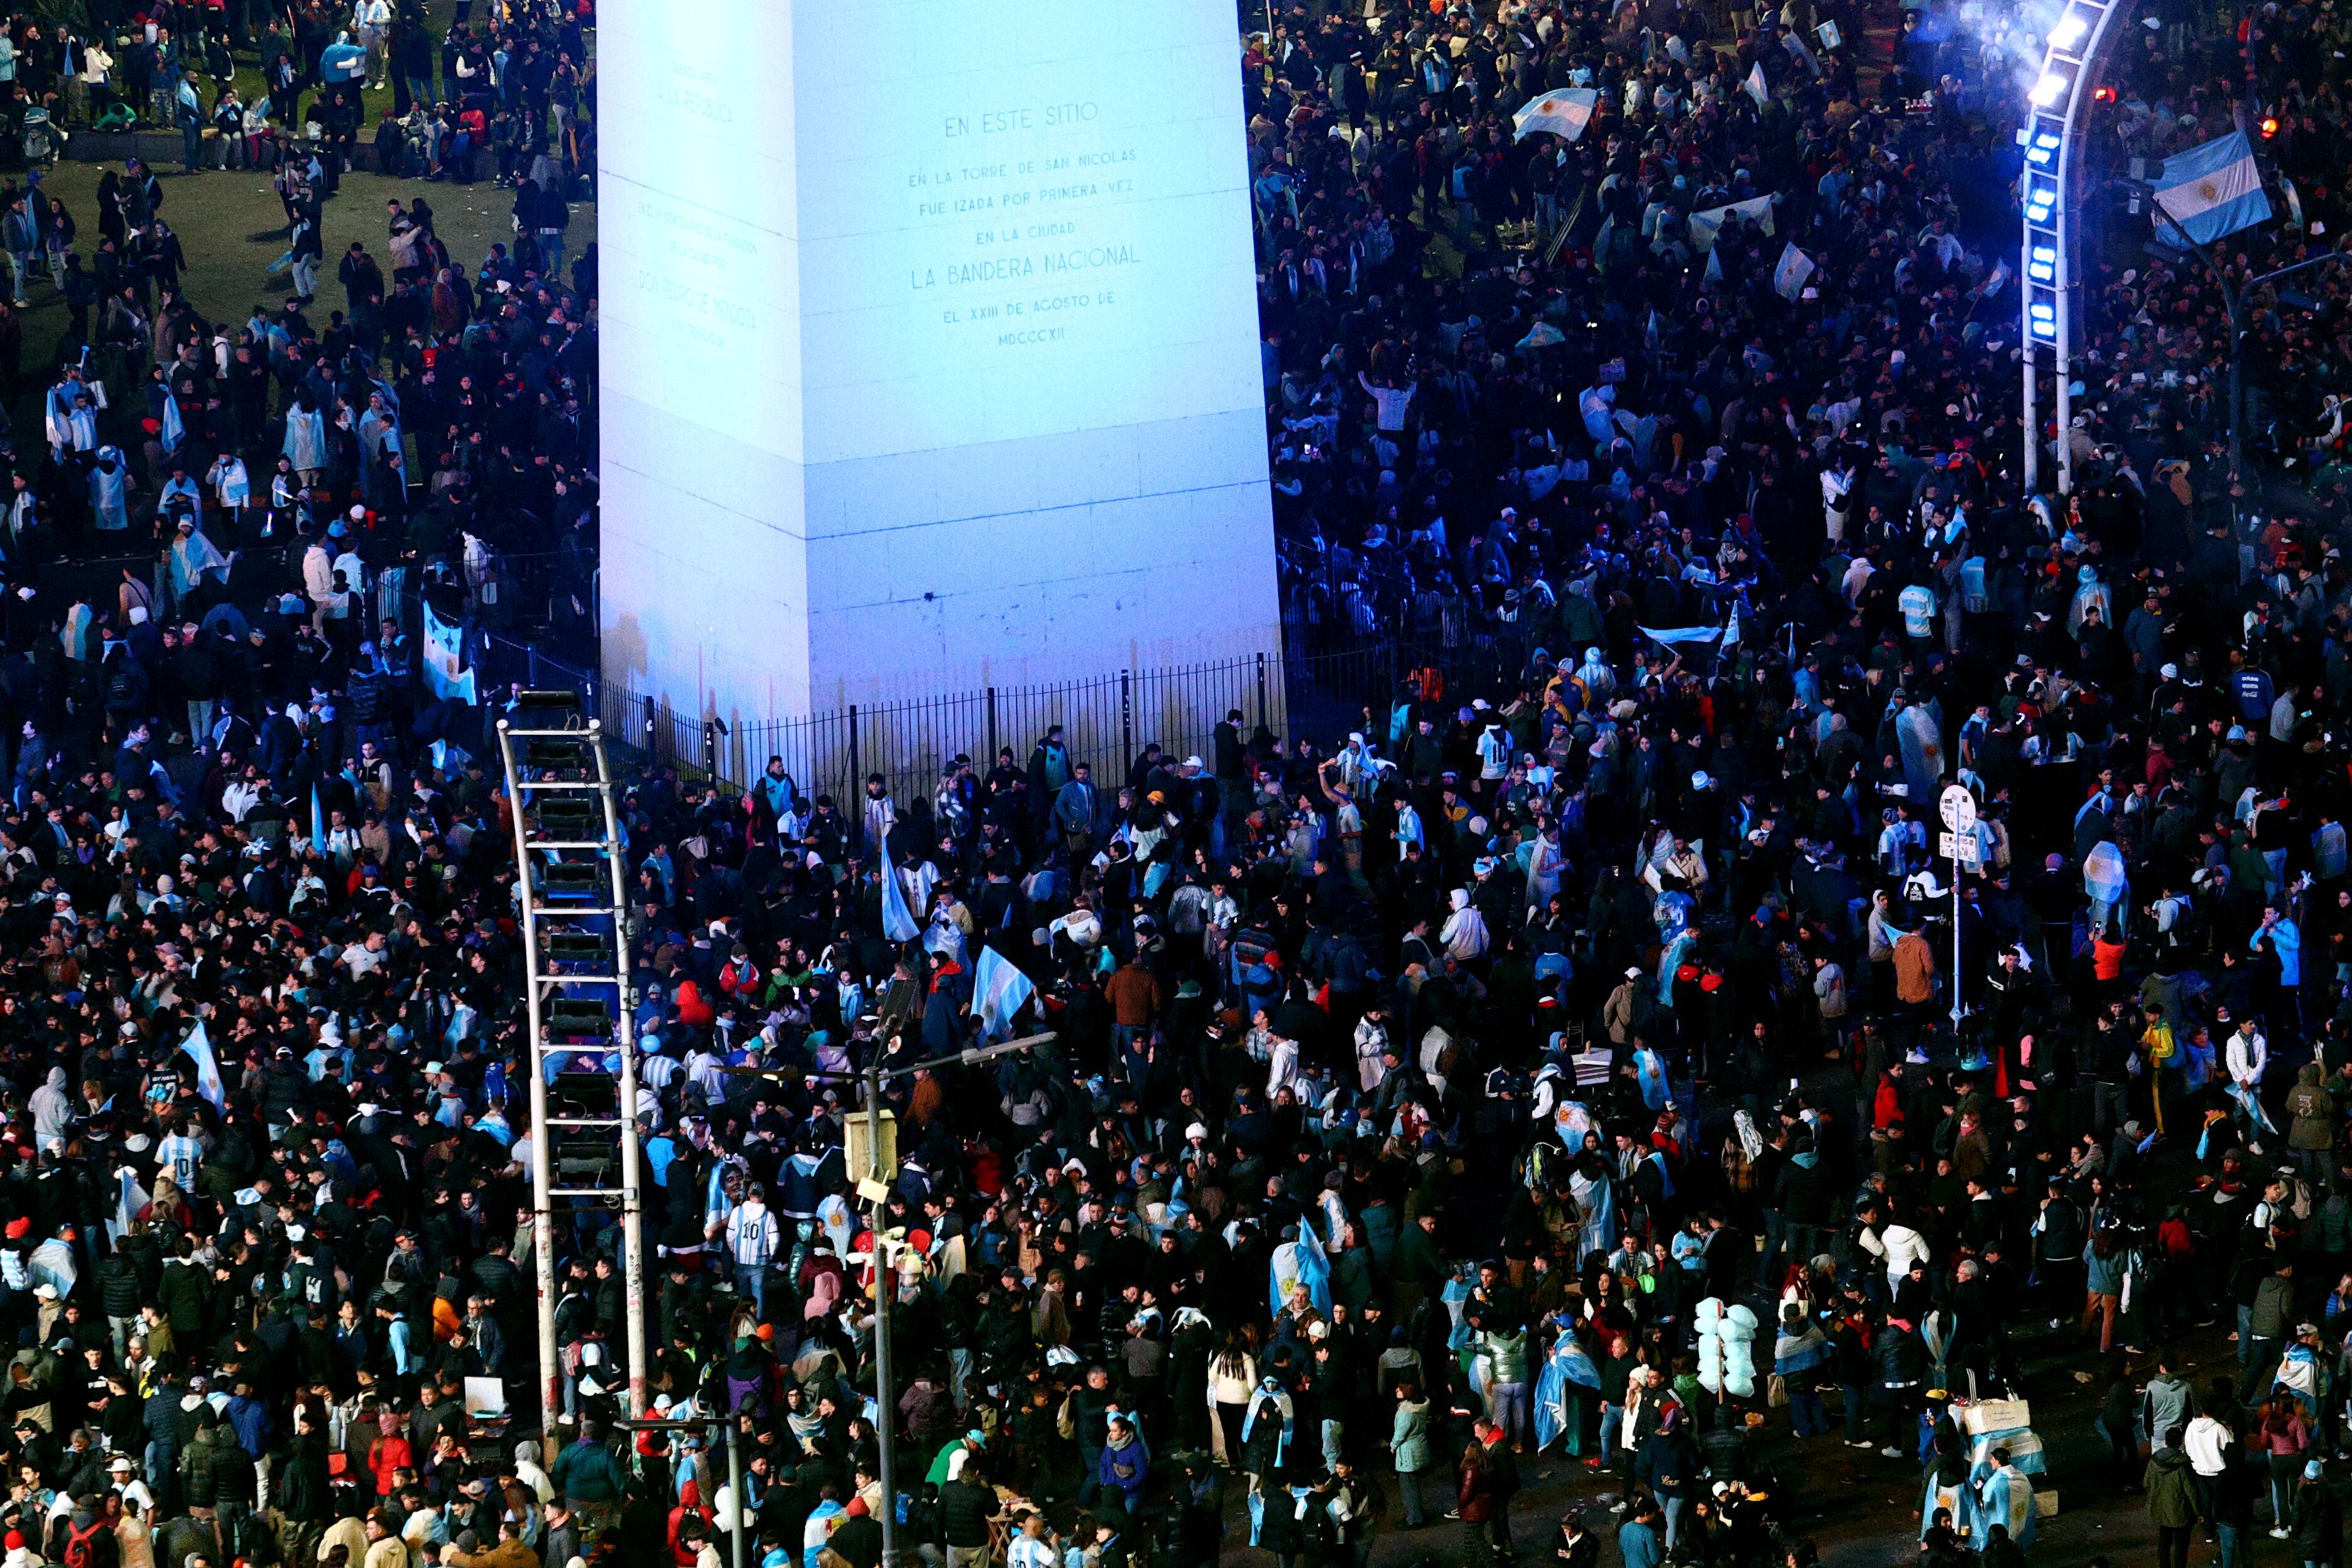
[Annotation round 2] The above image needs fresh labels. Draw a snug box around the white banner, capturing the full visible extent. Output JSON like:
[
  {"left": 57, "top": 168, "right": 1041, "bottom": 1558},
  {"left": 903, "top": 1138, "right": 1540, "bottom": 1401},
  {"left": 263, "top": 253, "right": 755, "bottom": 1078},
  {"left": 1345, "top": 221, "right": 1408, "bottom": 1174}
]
[{"left": 1689, "top": 195, "right": 1775, "bottom": 253}]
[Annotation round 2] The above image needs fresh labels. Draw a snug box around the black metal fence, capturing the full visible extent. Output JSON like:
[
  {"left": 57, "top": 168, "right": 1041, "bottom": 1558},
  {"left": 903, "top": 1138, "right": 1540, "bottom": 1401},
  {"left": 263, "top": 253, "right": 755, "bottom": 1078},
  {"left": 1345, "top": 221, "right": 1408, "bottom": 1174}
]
[
  {"left": 492, "top": 624, "right": 1544, "bottom": 805},
  {"left": 575, "top": 653, "right": 1285, "bottom": 807}
]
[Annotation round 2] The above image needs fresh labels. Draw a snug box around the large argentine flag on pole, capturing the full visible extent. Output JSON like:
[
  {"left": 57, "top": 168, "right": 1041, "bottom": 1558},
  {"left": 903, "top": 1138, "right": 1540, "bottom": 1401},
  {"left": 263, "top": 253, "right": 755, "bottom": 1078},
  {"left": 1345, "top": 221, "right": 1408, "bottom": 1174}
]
[
  {"left": 1513, "top": 87, "right": 1599, "bottom": 141},
  {"left": 2155, "top": 131, "right": 2272, "bottom": 244}
]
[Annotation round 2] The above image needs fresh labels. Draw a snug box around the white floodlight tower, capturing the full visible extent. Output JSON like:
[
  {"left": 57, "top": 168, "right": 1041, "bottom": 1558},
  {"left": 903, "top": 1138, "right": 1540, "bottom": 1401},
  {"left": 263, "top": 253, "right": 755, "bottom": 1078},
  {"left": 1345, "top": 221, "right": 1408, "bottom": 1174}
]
[{"left": 2020, "top": 0, "right": 2125, "bottom": 497}]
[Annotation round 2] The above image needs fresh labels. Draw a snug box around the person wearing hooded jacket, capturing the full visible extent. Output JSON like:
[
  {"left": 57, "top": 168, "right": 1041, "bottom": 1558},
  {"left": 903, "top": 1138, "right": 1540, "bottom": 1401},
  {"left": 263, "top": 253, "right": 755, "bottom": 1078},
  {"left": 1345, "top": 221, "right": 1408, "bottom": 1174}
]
[
  {"left": 2295, "top": 1459, "right": 2343, "bottom": 1568},
  {"left": 2147, "top": 1427, "right": 2199, "bottom": 1568},
  {"left": 1634, "top": 1414, "right": 1699, "bottom": 1548},
  {"left": 1440, "top": 887, "right": 1488, "bottom": 965},
  {"left": 28, "top": 1064, "right": 71, "bottom": 1142},
  {"left": 1390, "top": 1383, "right": 1432, "bottom": 1527},
  {"left": 2289, "top": 1063, "right": 2333, "bottom": 1175}
]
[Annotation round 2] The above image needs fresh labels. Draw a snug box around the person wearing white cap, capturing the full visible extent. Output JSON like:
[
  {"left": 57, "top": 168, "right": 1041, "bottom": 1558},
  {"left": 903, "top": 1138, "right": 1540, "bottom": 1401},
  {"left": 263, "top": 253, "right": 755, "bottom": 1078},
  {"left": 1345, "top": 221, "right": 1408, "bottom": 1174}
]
[
  {"left": 109, "top": 1452, "right": 156, "bottom": 1515},
  {"left": 1604, "top": 967, "right": 1643, "bottom": 1046}
]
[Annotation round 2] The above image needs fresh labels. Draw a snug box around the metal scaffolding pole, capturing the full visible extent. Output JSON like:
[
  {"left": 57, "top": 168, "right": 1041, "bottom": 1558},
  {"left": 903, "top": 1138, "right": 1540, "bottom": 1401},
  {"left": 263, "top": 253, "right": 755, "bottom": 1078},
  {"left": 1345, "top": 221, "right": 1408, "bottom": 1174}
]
[{"left": 592, "top": 735, "right": 650, "bottom": 1419}]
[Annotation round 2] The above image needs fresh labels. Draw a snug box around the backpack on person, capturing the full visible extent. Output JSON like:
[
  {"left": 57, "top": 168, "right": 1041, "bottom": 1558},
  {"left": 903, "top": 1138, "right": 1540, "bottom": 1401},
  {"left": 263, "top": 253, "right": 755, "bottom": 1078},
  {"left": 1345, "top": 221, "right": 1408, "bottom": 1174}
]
[{"left": 62, "top": 1517, "right": 107, "bottom": 1568}]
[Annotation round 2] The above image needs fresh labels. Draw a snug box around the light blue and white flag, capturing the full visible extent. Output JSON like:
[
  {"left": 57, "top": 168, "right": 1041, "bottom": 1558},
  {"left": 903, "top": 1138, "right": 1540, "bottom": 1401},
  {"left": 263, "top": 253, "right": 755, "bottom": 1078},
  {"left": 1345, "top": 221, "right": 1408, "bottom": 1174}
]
[
  {"left": 1773, "top": 241, "right": 1816, "bottom": 300},
  {"left": 878, "top": 839, "right": 921, "bottom": 942},
  {"left": 1637, "top": 623, "right": 1725, "bottom": 647},
  {"left": 109, "top": 1167, "right": 150, "bottom": 1243},
  {"left": 27, "top": 1235, "right": 75, "bottom": 1297},
  {"left": 320, "top": 36, "right": 367, "bottom": 82},
  {"left": 1968, "top": 1425, "right": 2047, "bottom": 1476},
  {"left": 2082, "top": 841, "right": 2129, "bottom": 907},
  {"left": 1534, "top": 1334, "right": 1602, "bottom": 1451},
  {"left": 972, "top": 944, "right": 1035, "bottom": 1042},
  {"left": 310, "top": 781, "right": 326, "bottom": 856},
  {"left": 180, "top": 1020, "right": 224, "bottom": 1109},
  {"left": 1513, "top": 87, "right": 1599, "bottom": 141},
  {"left": 1269, "top": 1214, "right": 1332, "bottom": 1318},
  {"left": 2155, "top": 131, "right": 2272, "bottom": 245},
  {"left": 1689, "top": 193, "right": 1775, "bottom": 251},
  {"left": 421, "top": 602, "right": 477, "bottom": 704}
]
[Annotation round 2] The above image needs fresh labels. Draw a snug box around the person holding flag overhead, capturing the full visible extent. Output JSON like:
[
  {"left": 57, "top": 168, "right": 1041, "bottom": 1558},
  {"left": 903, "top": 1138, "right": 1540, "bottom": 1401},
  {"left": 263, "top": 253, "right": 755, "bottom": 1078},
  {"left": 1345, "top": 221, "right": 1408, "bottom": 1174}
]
[{"left": 1271, "top": 1217, "right": 1333, "bottom": 1323}]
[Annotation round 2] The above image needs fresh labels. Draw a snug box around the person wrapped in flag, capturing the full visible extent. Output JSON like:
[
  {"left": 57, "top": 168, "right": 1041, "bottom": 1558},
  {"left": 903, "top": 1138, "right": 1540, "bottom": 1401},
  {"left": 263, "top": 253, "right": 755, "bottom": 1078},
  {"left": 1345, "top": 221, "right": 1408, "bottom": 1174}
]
[
  {"left": 1533, "top": 1322, "right": 1602, "bottom": 1459},
  {"left": 1972, "top": 1445, "right": 2037, "bottom": 1550}
]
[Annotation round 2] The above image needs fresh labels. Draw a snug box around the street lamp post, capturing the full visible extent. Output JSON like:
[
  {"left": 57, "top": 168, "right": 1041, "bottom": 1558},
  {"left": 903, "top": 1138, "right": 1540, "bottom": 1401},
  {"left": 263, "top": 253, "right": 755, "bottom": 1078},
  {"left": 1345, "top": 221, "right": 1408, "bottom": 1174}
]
[
  {"left": 863, "top": 1032, "right": 1053, "bottom": 1568},
  {"left": 727, "top": 1032, "right": 1056, "bottom": 1568},
  {"left": 2018, "top": 0, "right": 2132, "bottom": 496},
  {"left": 617, "top": 1414, "right": 748, "bottom": 1568},
  {"left": 863, "top": 1055, "right": 898, "bottom": 1568}
]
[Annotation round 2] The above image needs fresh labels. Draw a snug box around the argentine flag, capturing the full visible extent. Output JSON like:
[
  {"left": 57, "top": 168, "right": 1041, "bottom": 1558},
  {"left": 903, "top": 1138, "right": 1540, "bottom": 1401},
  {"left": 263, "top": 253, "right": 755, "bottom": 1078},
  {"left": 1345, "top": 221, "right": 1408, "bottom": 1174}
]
[
  {"left": 1270, "top": 1214, "right": 1332, "bottom": 1318},
  {"left": 1534, "top": 1335, "right": 1602, "bottom": 1451},
  {"left": 2155, "top": 131, "right": 2272, "bottom": 245},
  {"left": 180, "top": 1020, "right": 225, "bottom": 1109},
  {"left": 1513, "top": 87, "right": 1599, "bottom": 142},
  {"left": 972, "top": 945, "right": 1035, "bottom": 1042},
  {"left": 878, "top": 837, "right": 920, "bottom": 942}
]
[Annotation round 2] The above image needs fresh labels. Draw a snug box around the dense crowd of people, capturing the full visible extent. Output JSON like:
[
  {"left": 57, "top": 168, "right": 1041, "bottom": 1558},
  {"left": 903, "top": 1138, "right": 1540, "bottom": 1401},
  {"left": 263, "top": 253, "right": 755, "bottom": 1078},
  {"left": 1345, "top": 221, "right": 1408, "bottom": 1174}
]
[
  {"left": 2, "top": 0, "right": 2352, "bottom": 1565},
  {"left": 0, "top": 0, "right": 593, "bottom": 190}
]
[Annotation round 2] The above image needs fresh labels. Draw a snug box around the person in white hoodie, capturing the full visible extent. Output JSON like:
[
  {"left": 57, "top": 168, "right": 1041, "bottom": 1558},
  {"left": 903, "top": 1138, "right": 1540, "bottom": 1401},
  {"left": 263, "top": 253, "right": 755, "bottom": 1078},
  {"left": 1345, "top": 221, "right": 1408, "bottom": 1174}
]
[
  {"left": 2183, "top": 1401, "right": 2235, "bottom": 1520},
  {"left": 1857, "top": 1204, "right": 1932, "bottom": 1287},
  {"left": 2227, "top": 1017, "right": 2271, "bottom": 1150},
  {"left": 1440, "top": 887, "right": 1489, "bottom": 962},
  {"left": 28, "top": 1066, "right": 70, "bottom": 1146}
]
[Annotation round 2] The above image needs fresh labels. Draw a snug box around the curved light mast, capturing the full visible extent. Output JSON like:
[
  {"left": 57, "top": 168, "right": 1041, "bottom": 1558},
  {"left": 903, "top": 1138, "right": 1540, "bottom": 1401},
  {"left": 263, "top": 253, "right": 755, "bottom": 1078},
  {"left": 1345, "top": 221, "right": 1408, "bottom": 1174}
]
[{"left": 2020, "top": 0, "right": 2126, "bottom": 497}]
